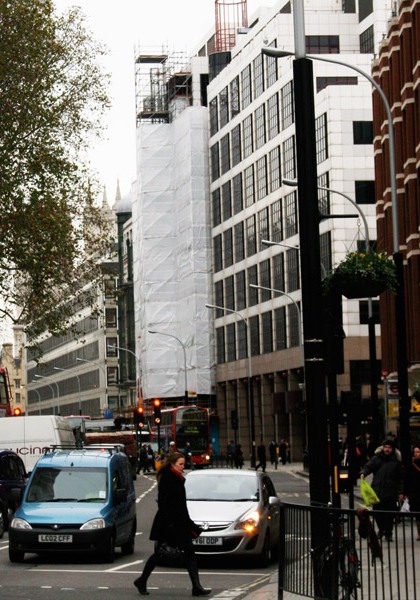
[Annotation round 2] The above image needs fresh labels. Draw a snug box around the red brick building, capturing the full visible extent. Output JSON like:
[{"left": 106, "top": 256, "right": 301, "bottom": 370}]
[{"left": 373, "top": 0, "right": 420, "bottom": 389}]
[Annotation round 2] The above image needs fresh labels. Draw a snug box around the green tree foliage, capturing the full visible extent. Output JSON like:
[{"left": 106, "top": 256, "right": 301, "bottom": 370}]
[{"left": 0, "top": 0, "right": 114, "bottom": 343}]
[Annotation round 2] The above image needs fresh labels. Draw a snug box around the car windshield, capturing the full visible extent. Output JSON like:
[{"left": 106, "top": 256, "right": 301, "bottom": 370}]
[
  {"left": 185, "top": 473, "right": 259, "bottom": 501},
  {"left": 26, "top": 467, "right": 108, "bottom": 503}
]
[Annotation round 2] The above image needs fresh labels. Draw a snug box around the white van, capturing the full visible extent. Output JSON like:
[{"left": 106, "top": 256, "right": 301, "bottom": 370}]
[{"left": 0, "top": 416, "right": 76, "bottom": 472}]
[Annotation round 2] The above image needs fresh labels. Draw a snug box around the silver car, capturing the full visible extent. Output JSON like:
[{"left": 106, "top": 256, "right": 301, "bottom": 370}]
[{"left": 185, "top": 468, "right": 280, "bottom": 565}]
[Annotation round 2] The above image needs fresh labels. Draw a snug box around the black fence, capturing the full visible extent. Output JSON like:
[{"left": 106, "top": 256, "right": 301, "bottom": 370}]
[{"left": 278, "top": 502, "right": 419, "bottom": 600}]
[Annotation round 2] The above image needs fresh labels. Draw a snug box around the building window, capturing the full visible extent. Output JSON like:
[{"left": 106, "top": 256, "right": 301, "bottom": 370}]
[
  {"left": 284, "top": 192, "right": 298, "bottom": 238},
  {"left": 220, "top": 133, "right": 230, "bottom": 175},
  {"left": 306, "top": 35, "right": 339, "bottom": 54},
  {"left": 105, "top": 308, "right": 117, "bottom": 328},
  {"left": 210, "top": 143, "right": 220, "bottom": 181},
  {"left": 226, "top": 322, "right": 236, "bottom": 362},
  {"left": 234, "top": 222, "right": 245, "bottom": 262},
  {"left": 353, "top": 121, "right": 373, "bottom": 144},
  {"left": 343, "top": 0, "right": 356, "bottom": 12},
  {"left": 262, "top": 311, "right": 273, "bottom": 353},
  {"left": 316, "top": 76, "right": 358, "bottom": 92},
  {"left": 222, "top": 181, "right": 232, "bottom": 221},
  {"left": 289, "top": 303, "right": 300, "bottom": 347},
  {"left": 107, "top": 338, "right": 118, "bottom": 356},
  {"left": 209, "top": 97, "right": 218, "bottom": 136},
  {"left": 281, "top": 81, "right": 294, "bottom": 130},
  {"left": 269, "top": 146, "right": 281, "bottom": 192},
  {"left": 107, "top": 366, "right": 118, "bottom": 385},
  {"left": 315, "top": 113, "right": 328, "bottom": 164},
  {"left": 246, "top": 215, "right": 257, "bottom": 257},
  {"left": 360, "top": 25, "right": 374, "bottom": 53},
  {"left": 283, "top": 135, "right": 296, "bottom": 180},
  {"left": 254, "top": 104, "right": 266, "bottom": 149},
  {"left": 230, "top": 76, "right": 240, "bottom": 118},
  {"left": 237, "top": 319, "right": 247, "bottom": 359},
  {"left": 219, "top": 86, "right": 229, "bottom": 128},
  {"left": 273, "top": 253, "right": 285, "bottom": 293},
  {"left": 235, "top": 270, "right": 246, "bottom": 310},
  {"left": 248, "top": 265, "right": 258, "bottom": 306},
  {"left": 320, "top": 231, "right": 332, "bottom": 277},
  {"left": 270, "top": 199, "right": 283, "bottom": 242},
  {"left": 225, "top": 275, "right": 234, "bottom": 310},
  {"left": 250, "top": 315, "right": 260, "bottom": 356},
  {"left": 317, "top": 172, "right": 330, "bottom": 217},
  {"left": 253, "top": 54, "right": 264, "bottom": 98},
  {"left": 258, "top": 207, "right": 269, "bottom": 245},
  {"left": 275, "top": 306, "right": 287, "bottom": 350},
  {"left": 213, "top": 234, "right": 223, "bottom": 272},
  {"left": 259, "top": 258, "right": 271, "bottom": 302},
  {"left": 223, "top": 229, "right": 233, "bottom": 268},
  {"left": 242, "top": 114, "right": 253, "bottom": 158},
  {"left": 215, "top": 280, "right": 224, "bottom": 312},
  {"left": 265, "top": 40, "right": 278, "bottom": 88},
  {"left": 359, "top": 0, "right": 373, "bottom": 21},
  {"left": 287, "top": 248, "right": 300, "bottom": 292},
  {"left": 231, "top": 124, "right": 242, "bottom": 167},
  {"left": 104, "top": 278, "right": 116, "bottom": 298},
  {"left": 212, "top": 188, "right": 221, "bottom": 226},
  {"left": 216, "top": 327, "right": 226, "bottom": 363},
  {"left": 244, "top": 165, "right": 255, "bottom": 208},
  {"left": 233, "top": 173, "right": 243, "bottom": 214},
  {"left": 355, "top": 180, "right": 375, "bottom": 204},
  {"left": 267, "top": 93, "right": 279, "bottom": 140},
  {"left": 256, "top": 156, "right": 267, "bottom": 201},
  {"left": 241, "top": 64, "right": 252, "bottom": 109}
]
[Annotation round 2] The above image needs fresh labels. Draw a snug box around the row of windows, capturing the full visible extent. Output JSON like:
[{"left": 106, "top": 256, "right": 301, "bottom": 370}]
[
  {"left": 213, "top": 193, "right": 299, "bottom": 272},
  {"left": 214, "top": 252, "right": 301, "bottom": 319},
  {"left": 216, "top": 303, "right": 301, "bottom": 364}
]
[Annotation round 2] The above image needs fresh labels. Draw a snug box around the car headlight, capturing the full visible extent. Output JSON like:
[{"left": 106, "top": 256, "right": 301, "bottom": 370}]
[
  {"left": 10, "top": 518, "right": 32, "bottom": 530},
  {"left": 80, "top": 518, "right": 106, "bottom": 530},
  {"left": 235, "top": 509, "right": 260, "bottom": 533}
]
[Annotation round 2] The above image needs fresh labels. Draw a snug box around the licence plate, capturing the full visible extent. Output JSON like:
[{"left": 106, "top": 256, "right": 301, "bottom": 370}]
[
  {"left": 38, "top": 534, "right": 73, "bottom": 543},
  {"left": 193, "top": 536, "right": 222, "bottom": 546}
]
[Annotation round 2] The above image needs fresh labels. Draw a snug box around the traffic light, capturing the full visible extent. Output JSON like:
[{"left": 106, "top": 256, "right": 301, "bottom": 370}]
[
  {"left": 13, "top": 407, "right": 22, "bottom": 416},
  {"left": 153, "top": 398, "right": 161, "bottom": 424},
  {"left": 133, "top": 405, "right": 145, "bottom": 428}
]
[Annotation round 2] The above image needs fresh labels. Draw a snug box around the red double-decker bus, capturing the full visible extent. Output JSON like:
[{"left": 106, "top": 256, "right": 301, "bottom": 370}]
[
  {"left": 152, "top": 405, "right": 211, "bottom": 468},
  {"left": 0, "top": 367, "right": 13, "bottom": 417}
]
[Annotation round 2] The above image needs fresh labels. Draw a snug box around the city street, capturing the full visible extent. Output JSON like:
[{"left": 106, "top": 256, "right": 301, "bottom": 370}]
[{"left": 0, "top": 463, "right": 309, "bottom": 599}]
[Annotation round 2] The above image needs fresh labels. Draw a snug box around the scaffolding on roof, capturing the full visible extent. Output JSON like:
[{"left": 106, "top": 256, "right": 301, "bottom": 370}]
[{"left": 135, "top": 47, "right": 192, "bottom": 125}]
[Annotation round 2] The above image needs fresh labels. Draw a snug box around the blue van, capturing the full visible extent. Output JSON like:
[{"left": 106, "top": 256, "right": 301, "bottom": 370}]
[{"left": 8, "top": 445, "right": 136, "bottom": 563}]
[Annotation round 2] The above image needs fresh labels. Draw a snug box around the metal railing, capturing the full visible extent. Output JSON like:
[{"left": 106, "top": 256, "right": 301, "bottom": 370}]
[{"left": 278, "top": 502, "right": 419, "bottom": 600}]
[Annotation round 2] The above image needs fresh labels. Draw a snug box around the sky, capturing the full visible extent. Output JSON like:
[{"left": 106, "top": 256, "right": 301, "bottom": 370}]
[{"left": 54, "top": 0, "right": 277, "bottom": 205}]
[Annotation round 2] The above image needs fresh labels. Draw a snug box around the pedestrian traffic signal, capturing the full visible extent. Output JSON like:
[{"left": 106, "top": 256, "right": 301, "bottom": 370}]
[
  {"left": 153, "top": 398, "right": 161, "bottom": 424},
  {"left": 13, "top": 407, "right": 22, "bottom": 416},
  {"left": 134, "top": 405, "right": 145, "bottom": 428}
]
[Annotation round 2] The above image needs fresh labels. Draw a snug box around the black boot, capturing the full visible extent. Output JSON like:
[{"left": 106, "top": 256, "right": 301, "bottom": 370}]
[
  {"left": 133, "top": 576, "right": 149, "bottom": 595},
  {"left": 187, "top": 561, "right": 211, "bottom": 596},
  {"left": 134, "top": 553, "right": 157, "bottom": 596}
]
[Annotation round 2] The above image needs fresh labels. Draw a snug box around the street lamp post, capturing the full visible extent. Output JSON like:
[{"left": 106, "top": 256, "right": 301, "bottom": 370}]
[
  {"left": 107, "top": 344, "right": 141, "bottom": 406},
  {"left": 262, "top": 27, "right": 410, "bottom": 476},
  {"left": 53, "top": 367, "right": 81, "bottom": 415},
  {"left": 148, "top": 331, "right": 188, "bottom": 404},
  {"left": 205, "top": 303, "right": 256, "bottom": 468},
  {"left": 34, "top": 374, "right": 57, "bottom": 415},
  {"left": 24, "top": 383, "right": 41, "bottom": 415}
]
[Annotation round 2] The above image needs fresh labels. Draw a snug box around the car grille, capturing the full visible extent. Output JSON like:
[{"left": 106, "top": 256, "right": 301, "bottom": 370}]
[
  {"left": 29, "top": 523, "right": 82, "bottom": 530},
  {"left": 196, "top": 521, "right": 232, "bottom": 532}
]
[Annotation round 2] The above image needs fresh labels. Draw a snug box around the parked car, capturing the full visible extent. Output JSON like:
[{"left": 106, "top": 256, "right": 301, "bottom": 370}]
[
  {"left": 185, "top": 468, "right": 280, "bottom": 565},
  {"left": 0, "top": 450, "right": 28, "bottom": 538},
  {"left": 8, "top": 445, "right": 136, "bottom": 563}
]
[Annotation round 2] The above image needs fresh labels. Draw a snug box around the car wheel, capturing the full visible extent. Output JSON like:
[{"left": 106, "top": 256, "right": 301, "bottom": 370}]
[
  {"left": 102, "top": 533, "right": 116, "bottom": 563},
  {"left": 121, "top": 522, "right": 136, "bottom": 555},
  {"left": 258, "top": 532, "right": 270, "bottom": 568},
  {"left": 0, "top": 506, "right": 5, "bottom": 539},
  {"left": 9, "top": 546, "right": 25, "bottom": 563}
]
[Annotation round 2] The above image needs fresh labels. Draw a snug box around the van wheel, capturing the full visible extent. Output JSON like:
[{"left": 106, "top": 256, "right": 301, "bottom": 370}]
[
  {"left": 9, "top": 546, "right": 25, "bottom": 563},
  {"left": 258, "top": 532, "right": 270, "bottom": 568},
  {"left": 121, "top": 523, "right": 136, "bottom": 555},
  {"left": 102, "top": 534, "right": 115, "bottom": 563},
  {"left": 0, "top": 506, "right": 5, "bottom": 539}
]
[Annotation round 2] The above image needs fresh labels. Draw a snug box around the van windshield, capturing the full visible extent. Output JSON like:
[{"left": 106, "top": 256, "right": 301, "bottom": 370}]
[{"left": 26, "top": 467, "right": 108, "bottom": 503}]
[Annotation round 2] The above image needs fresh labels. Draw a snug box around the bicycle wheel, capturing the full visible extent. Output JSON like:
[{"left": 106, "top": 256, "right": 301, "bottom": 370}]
[{"left": 339, "top": 538, "right": 359, "bottom": 599}]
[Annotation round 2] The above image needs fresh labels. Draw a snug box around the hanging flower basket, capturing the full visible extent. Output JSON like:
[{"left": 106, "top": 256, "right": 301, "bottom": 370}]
[{"left": 323, "top": 251, "right": 397, "bottom": 299}]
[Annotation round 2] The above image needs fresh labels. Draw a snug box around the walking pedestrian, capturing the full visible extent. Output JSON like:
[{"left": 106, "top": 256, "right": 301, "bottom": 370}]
[
  {"left": 234, "top": 444, "right": 244, "bottom": 469},
  {"left": 133, "top": 452, "right": 211, "bottom": 596},
  {"left": 404, "top": 444, "right": 420, "bottom": 540},
  {"left": 255, "top": 442, "right": 267, "bottom": 472}
]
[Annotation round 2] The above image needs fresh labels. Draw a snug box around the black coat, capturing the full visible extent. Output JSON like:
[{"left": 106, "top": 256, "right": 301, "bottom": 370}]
[
  {"left": 149, "top": 466, "right": 200, "bottom": 546},
  {"left": 360, "top": 451, "right": 403, "bottom": 502}
]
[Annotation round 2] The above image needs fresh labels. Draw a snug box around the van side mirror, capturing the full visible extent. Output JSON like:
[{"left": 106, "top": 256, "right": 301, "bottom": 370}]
[{"left": 114, "top": 488, "right": 128, "bottom": 504}]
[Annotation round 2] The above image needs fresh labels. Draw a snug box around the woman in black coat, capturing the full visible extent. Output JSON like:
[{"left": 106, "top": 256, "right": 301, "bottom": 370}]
[{"left": 134, "top": 452, "right": 211, "bottom": 596}]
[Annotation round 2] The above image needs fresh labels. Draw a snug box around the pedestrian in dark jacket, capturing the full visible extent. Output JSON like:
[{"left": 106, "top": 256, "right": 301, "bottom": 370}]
[
  {"left": 404, "top": 445, "right": 420, "bottom": 540},
  {"left": 133, "top": 452, "right": 211, "bottom": 596},
  {"left": 255, "top": 443, "right": 267, "bottom": 472},
  {"left": 360, "top": 439, "right": 403, "bottom": 541}
]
